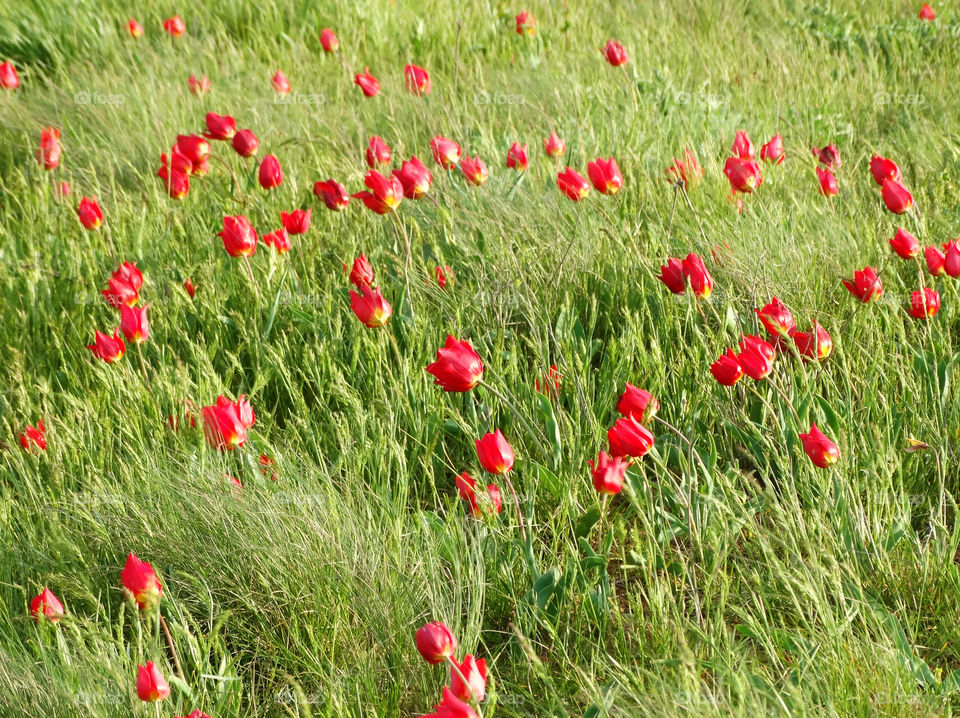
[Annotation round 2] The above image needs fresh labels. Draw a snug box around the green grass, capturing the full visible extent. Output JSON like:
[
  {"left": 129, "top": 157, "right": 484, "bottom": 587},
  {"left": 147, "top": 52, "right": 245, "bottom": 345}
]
[{"left": 2, "top": 0, "right": 960, "bottom": 716}]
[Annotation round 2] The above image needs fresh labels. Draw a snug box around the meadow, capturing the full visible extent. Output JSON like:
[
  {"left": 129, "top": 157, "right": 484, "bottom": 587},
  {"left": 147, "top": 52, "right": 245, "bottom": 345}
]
[{"left": 1, "top": 0, "right": 960, "bottom": 716}]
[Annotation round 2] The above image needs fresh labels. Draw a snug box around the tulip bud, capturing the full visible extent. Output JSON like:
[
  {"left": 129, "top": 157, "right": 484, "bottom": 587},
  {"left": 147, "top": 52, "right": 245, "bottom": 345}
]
[
  {"left": 460, "top": 156, "right": 489, "bottom": 186},
  {"left": 755, "top": 297, "right": 796, "bottom": 338},
  {"left": 122, "top": 553, "right": 163, "bottom": 608},
  {"left": 218, "top": 215, "right": 258, "bottom": 257},
  {"left": 204, "top": 112, "right": 236, "bottom": 140},
  {"left": 760, "top": 135, "right": 785, "bottom": 164},
  {"left": 349, "top": 285, "right": 393, "bottom": 328},
  {"left": 811, "top": 143, "right": 841, "bottom": 169},
  {"left": 736, "top": 335, "right": 776, "bottom": 381},
  {"left": 617, "top": 383, "right": 658, "bottom": 423},
  {"left": 136, "top": 662, "right": 171, "bottom": 702},
  {"left": 665, "top": 148, "right": 704, "bottom": 188},
  {"left": 816, "top": 167, "right": 838, "bottom": 197},
  {"left": 710, "top": 349, "right": 744, "bottom": 386},
  {"left": 77, "top": 197, "right": 103, "bottom": 229},
  {"left": 258, "top": 155, "right": 283, "bottom": 189},
  {"left": 909, "top": 288, "right": 940, "bottom": 318},
  {"left": 607, "top": 415, "right": 655, "bottom": 458},
  {"left": 354, "top": 68, "right": 380, "bottom": 97},
  {"left": 475, "top": 430, "right": 515, "bottom": 474},
  {"left": 37, "top": 127, "right": 62, "bottom": 170},
  {"left": 348, "top": 254, "right": 375, "bottom": 288},
  {"left": 515, "top": 11, "right": 536, "bottom": 36},
  {"left": 314, "top": 180, "right": 351, "bottom": 210},
  {"left": 919, "top": 3, "right": 935, "bottom": 20},
  {"left": 681, "top": 252, "right": 713, "bottom": 299},
  {"left": 544, "top": 131, "right": 566, "bottom": 158},
  {"left": 188, "top": 74, "right": 210, "bottom": 95},
  {"left": 162, "top": 15, "right": 186, "bottom": 37},
  {"left": 842, "top": 266, "right": 883, "bottom": 303},
  {"left": 271, "top": 70, "right": 290, "bottom": 95},
  {"left": 798, "top": 423, "right": 840, "bottom": 468},
  {"left": 731, "top": 130, "right": 755, "bottom": 161},
  {"left": 232, "top": 129, "right": 259, "bottom": 158},
  {"left": 415, "top": 621, "right": 457, "bottom": 664},
  {"left": 881, "top": 179, "right": 913, "bottom": 214},
  {"left": 0, "top": 61, "right": 18, "bottom": 90},
  {"left": 120, "top": 305, "right": 150, "bottom": 344},
  {"left": 19, "top": 421, "right": 46, "bottom": 451},
  {"left": 603, "top": 40, "right": 628, "bottom": 66},
  {"left": 557, "top": 167, "right": 591, "bottom": 201},
  {"left": 320, "top": 28, "right": 339, "bottom": 52},
  {"left": 943, "top": 240, "right": 960, "bottom": 277},
  {"left": 506, "top": 142, "right": 529, "bottom": 171},
  {"left": 889, "top": 228, "right": 920, "bottom": 259},
  {"left": 365, "top": 136, "right": 391, "bottom": 168},
  {"left": 30, "top": 587, "right": 64, "bottom": 622},
  {"left": 393, "top": 156, "right": 433, "bottom": 198},
  {"left": 352, "top": 171, "right": 403, "bottom": 214},
  {"left": 869, "top": 155, "right": 901, "bottom": 185},
  {"left": 588, "top": 451, "right": 630, "bottom": 495},
  {"left": 87, "top": 329, "right": 125, "bottom": 363},
  {"left": 430, "top": 136, "right": 462, "bottom": 169},
  {"left": 426, "top": 335, "right": 484, "bottom": 392},
  {"left": 723, "top": 157, "right": 762, "bottom": 193},
  {"left": 793, "top": 322, "right": 833, "bottom": 361},
  {"left": 403, "top": 64, "right": 431, "bottom": 95},
  {"left": 450, "top": 655, "right": 488, "bottom": 702},
  {"left": 263, "top": 228, "right": 291, "bottom": 254},
  {"left": 658, "top": 258, "right": 686, "bottom": 294},
  {"left": 587, "top": 157, "right": 623, "bottom": 195}
]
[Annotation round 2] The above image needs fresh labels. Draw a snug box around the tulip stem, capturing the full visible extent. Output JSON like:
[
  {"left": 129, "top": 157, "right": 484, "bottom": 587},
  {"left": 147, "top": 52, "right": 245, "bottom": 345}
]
[
  {"left": 502, "top": 470, "right": 528, "bottom": 547},
  {"left": 679, "top": 184, "right": 709, "bottom": 249},
  {"left": 446, "top": 654, "right": 482, "bottom": 710},
  {"left": 136, "top": 343, "right": 151, "bottom": 390},
  {"left": 478, "top": 380, "right": 547, "bottom": 461},
  {"left": 390, "top": 213, "right": 415, "bottom": 321},
  {"left": 208, "top": 154, "right": 242, "bottom": 200},
  {"left": 666, "top": 182, "right": 679, "bottom": 240},
  {"left": 242, "top": 255, "right": 260, "bottom": 302},
  {"left": 158, "top": 614, "right": 185, "bottom": 681}
]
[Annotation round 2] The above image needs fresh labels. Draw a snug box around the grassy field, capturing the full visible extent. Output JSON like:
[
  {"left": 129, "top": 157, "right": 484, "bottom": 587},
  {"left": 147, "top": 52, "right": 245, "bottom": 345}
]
[{"left": 2, "top": 0, "right": 960, "bottom": 716}]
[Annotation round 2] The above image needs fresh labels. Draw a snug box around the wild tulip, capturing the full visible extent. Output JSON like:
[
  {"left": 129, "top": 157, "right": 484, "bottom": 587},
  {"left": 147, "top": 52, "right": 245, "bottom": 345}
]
[
  {"left": 263, "top": 228, "right": 291, "bottom": 254},
  {"left": 603, "top": 40, "right": 628, "bottom": 66},
  {"left": 188, "top": 74, "right": 210, "bottom": 95},
  {"left": 349, "top": 285, "right": 393, "bottom": 328},
  {"left": 870, "top": 155, "right": 901, "bottom": 185},
  {"left": 184, "top": 278, "right": 197, "bottom": 298},
  {"left": 731, "top": 130, "right": 755, "bottom": 161},
  {"left": 506, "top": 142, "right": 529, "bottom": 171},
  {"left": 760, "top": 135, "right": 785, "bottom": 164},
  {"left": 587, "top": 157, "right": 623, "bottom": 195},
  {"left": 475, "top": 430, "right": 515, "bottom": 474},
  {"left": 280, "top": 208, "right": 311, "bottom": 235},
  {"left": 176, "top": 712, "right": 212, "bottom": 718},
  {"left": 415, "top": 621, "right": 457, "bottom": 664},
  {"left": 314, "top": 180, "right": 351, "bottom": 210},
  {"left": 435, "top": 265, "right": 451, "bottom": 289},
  {"left": 711, "top": 349, "right": 744, "bottom": 386},
  {"left": 77, "top": 197, "right": 103, "bottom": 229},
  {"left": 30, "top": 587, "right": 64, "bottom": 623},
  {"left": 366, "top": 136, "right": 391, "bottom": 168},
  {"left": 120, "top": 305, "right": 149, "bottom": 344},
  {"left": 106, "top": 262, "right": 143, "bottom": 304},
  {"left": 658, "top": 257, "right": 686, "bottom": 293},
  {"left": 157, "top": 165, "right": 189, "bottom": 199},
  {"left": 87, "top": 329, "right": 125, "bottom": 363},
  {"left": 794, "top": 322, "right": 834, "bottom": 361},
  {"left": 450, "top": 655, "right": 488, "bottom": 703},
  {"left": 0, "top": 61, "right": 18, "bottom": 90},
  {"left": 842, "top": 266, "right": 883, "bottom": 303},
  {"left": 218, "top": 215, "right": 257, "bottom": 257},
  {"left": 159, "top": 146, "right": 192, "bottom": 179},
  {"left": 258, "top": 155, "right": 283, "bottom": 189},
  {"left": 352, "top": 171, "right": 403, "bottom": 214},
  {"left": 534, "top": 365, "right": 562, "bottom": 398},
  {"left": 665, "top": 148, "right": 704, "bottom": 188},
  {"left": 516, "top": 11, "right": 535, "bottom": 35},
  {"left": 404, "top": 64, "right": 431, "bottom": 95},
  {"left": 798, "top": 423, "right": 840, "bottom": 468},
  {"left": 557, "top": 167, "right": 591, "bottom": 200},
  {"left": 37, "top": 127, "right": 62, "bottom": 170},
  {"left": 544, "top": 131, "right": 566, "bottom": 157},
  {"left": 201, "top": 396, "right": 253, "bottom": 450},
  {"left": 755, "top": 297, "right": 796, "bottom": 338},
  {"left": 122, "top": 553, "right": 162, "bottom": 608},
  {"left": 393, "top": 156, "right": 434, "bottom": 198},
  {"left": 426, "top": 335, "right": 484, "bottom": 391},
  {"left": 736, "top": 335, "right": 776, "bottom": 380},
  {"left": 811, "top": 143, "right": 841, "bottom": 168},
  {"left": 723, "top": 157, "right": 762, "bottom": 193},
  {"left": 608, "top": 415, "right": 655, "bottom": 458},
  {"left": 881, "top": 179, "right": 913, "bottom": 214},
  {"left": 460, "top": 156, "right": 489, "bottom": 186},
  {"left": 271, "top": 70, "right": 290, "bottom": 95},
  {"left": 56, "top": 181, "right": 71, "bottom": 199},
  {"left": 19, "top": 421, "right": 46, "bottom": 451},
  {"left": 204, "top": 112, "right": 236, "bottom": 140},
  {"left": 456, "top": 473, "right": 502, "bottom": 517},
  {"left": 617, "top": 383, "right": 658, "bottom": 423},
  {"left": 102, "top": 275, "right": 139, "bottom": 308},
  {"left": 681, "top": 253, "right": 713, "bottom": 298},
  {"left": 925, "top": 246, "right": 946, "bottom": 275},
  {"left": 348, "top": 254, "right": 374, "bottom": 288},
  {"left": 889, "top": 228, "right": 920, "bottom": 259},
  {"left": 320, "top": 28, "right": 339, "bottom": 52},
  {"left": 919, "top": 3, "right": 936, "bottom": 20},
  {"left": 909, "top": 288, "right": 940, "bottom": 318},
  {"left": 354, "top": 68, "right": 380, "bottom": 97},
  {"left": 817, "top": 167, "right": 838, "bottom": 197},
  {"left": 232, "top": 129, "right": 259, "bottom": 158},
  {"left": 942, "top": 239, "right": 960, "bottom": 277},
  {"left": 588, "top": 450, "right": 630, "bottom": 495},
  {"left": 431, "top": 136, "right": 462, "bottom": 169},
  {"left": 163, "top": 15, "right": 186, "bottom": 37},
  {"left": 137, "top": 662, "right": 171, "bottom": 702},
  {"left": 424, "top": 687, "right": 479, "bottom": 718}
]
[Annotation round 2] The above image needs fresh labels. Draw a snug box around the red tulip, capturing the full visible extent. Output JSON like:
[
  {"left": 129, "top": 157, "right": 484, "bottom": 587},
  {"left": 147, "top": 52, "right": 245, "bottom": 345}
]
[
  {"left": 157, "top": 165, "right": 189, "bottom": 199},
  {"left": 460, "top": 156, "right": 489, "bottom": 186},
  {"left": 37, "top": 127, "right": 62, "bottom": 170},
  {"left": 723, "top": 157, "right": 762, "bottom": 193},
  {"left": 736, "top": 335, "right": 776, "bottom": 380},
  {"left": 55, "top": 181, "right": 71, "bottom": 199},
  {"left": 842, "top": 266, "right": 883, "bottom": 303},
  {"left": 889, "top": 228, "right": 920, "bottom": 259},
  {"left": 160, "top": 145, "right": 192, "bottom": 176},
  {"left": 909, "top": 288, "right": 940, "bottom": 318},
  {"left": 544, "top": 131, "right": 566, "bottom": 158},
  {"left": 506, "top": 142, "right": 529, "bottom": 171},
  {"left": 202, "top": 395, "right": 254, "bottom": 450},
  {"left": 120, "top": 305, "right": 150, "bottom": 344},
  {"left": 404, "top": 64, "right": 431, "bottom": 95},
  {"left": 188, "top": 74, "right": 209, "bottom": 95},
  {"left": 869, "top": 155, "right": 901, "bottom": 185},
  {"left": 184, "top": 278, "right": 197, "bottom": 298},
  {"left": 77, "top": 197, "right": 103, "bottom": 229},
  {"left": 681, "top": 252, "right": 713, "bottom": 299},
  {"left": 349, "top": 285, "right": 393, "bottom": 328},
  {"left": 816, "top": 167, "right": 838, "bottom": 197},
  {"left": 450, "top": 654, "right": 488, "bottom": 702},
  {"left": 557, "top": 167, "right": 591, "bottom": 200},
  {"left": 811, "top": 143, "right": 841, "bottom": 169},
  {"left": 348, "top": 254, "right": 374, "bottom": 288},
  {"left": 30, "top": 587, "right": 64, "bottom": 622},
  {"left": 232, "top": 129, "right": 259, "bottom": 158},
  {"left": 271, "top": 70, "right": 291, "bottom": 95},
  {"left": 760, "top": 135, "right": 785, "bottom": 164},
  {"left": 263, "top": 228, "right": 291, "bottom": 254},
  {"left": 710, "top": 349, "right": 744, "bottom": 386},
  {"left": 665, "top": 148, "right": 704, "bottom": 188},
  {"left": 588, "top": 450, "right": 630, "bottom": 495},
  {"left": 87, "top": 329, "right": 125, "bottom": 363},
  {"left": 218, "top": 215, "right": 257, "bottom": 257},
  {"left": 19, "top": 420, "right": 46, "bottom": 451},
  {"left": 431, "top": 136, "right": 462, "bottom": 169},
  {"left": 944, "top": 239, "right": 960, "bottom": 277},
  {"left": 162, "top": 15, "right": 186, "bottom": 37},
  {"left": 793, "top": 322, "right": 833, "bottom": 361},
  {"left": 617, "top": 383, "right": 658, "bottom": 423},
  {"left": 176, "top": 132, "right": 210, "bottom": 163},
  {"left": 534, "top": 365, "right": 562, "bottom": 398},
  {"left": 137, "top": 662, "right": 171, "bottom": 702},
  {"left": 280, "top": 208, "right": 311, "bottom": 235},
  {"left": 456, "top": 472, "right": 502, "bottom": 517},
  {"left": 122, "top": 553, "right": 163, "bottom": 608},
  {"left": 352, "top": 171, "right": 403, "bottom": 214},
  {"left": 516, "top": 11, "right": 535, "bottom": 35},
  {"left": 731, "top": 130, "right": 755, "bottom": 161},
  {"left": 102, "top": 261, "right": 143, "bottom": 308},
  {"left": 475, "top": 430, "right": 515, "bottom": 474},
  {"left": 313, "top": 180, "right": 350, "bottom": 210},
  {"left": 919, "top": 3, "right": 936, "bottom": 20},
  {"left": 423, "top": 687, "right": 478, "bottom": 718},
  {"left": 354, "top": 68, "right": 380, "bottom": 97},
  {"left": 426, "top": 335, "right": 484, "bottom": 391},
  {"left": 755, "top": 297, "right": 796, "bottom": 338},
  {"left": 204, "top": 112, "right": 236, "bottom": 140},
  {"left": 658, "top": 257, "right": 686, "bottom": 293},
  {"left": 798, "top": 423, "right": 840, "bottom": 468},
  {"left": 393, "top": 156, "right": 434, "bottom": 198},
  {"left": 258, "top": 155, "right": 283, "bottom": 189},
  {"left": 435, "top": 265, "right": 451, "bottom": 289},
  {"left": 320, "top": 28, "right": 339, "bottom": 52},
  {"left": 415, "top": 621, "right": 457, "bottom": 664},
  {"left": 608, "top": 415, "right": 655, "bottom": 458},
  {"left": 925, "top": 246, "right": 946, "bottom": 276},
  {"left": 603, "top": 40, "right": 628, "bottom": 66},
  {"left": 176, "top": 712, "right": 212, "bottom": 718},
  {"left": 0, "top": 61, "right": 18, "bottom": 90},
  {"left": 587, "top": 157, "right": 623, "bottom": 195},
  {"left": 366, "top": 136, "right": 391, "bottom": 168}
]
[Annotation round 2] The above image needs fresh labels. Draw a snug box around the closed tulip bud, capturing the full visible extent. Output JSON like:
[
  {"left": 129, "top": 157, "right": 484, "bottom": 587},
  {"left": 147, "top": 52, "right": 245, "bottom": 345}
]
[
  {"left": 204, "top": 112, "right": 236, "bottom": 140},
  {"left": 77, "top": 197, "right": 103, "bottom": 229},
  {"left": 617, "top": 383, "right": 658, "bottom": 423},
  {"left": 19, "top": 420, "right": 46, "bottom": 451},
  {"left": 137, "top": 662, "right": 171, "bottom": 702},
  {"left": 313, "top": 180, "right": 350, "bottom": 210},
  {"left": 354, "top": 68, "right": 380, "bottom": 97},
  {"left": 544, "top": 131, "right": 566, "bottom": 157},
  {"left": 176, "top": 134, "right": 210, "bottom": 165},
  {"left": 87, "top": 329, "right": 125, "bottom": 363},
  {"left": 163, "top": 15, "right": 186, "bottom": 37},
  {"left": 393, "top": 156, "right": 434, "bottom": 198},
  {"left": 425, "top": 687, "right": 479, "bottom": 718},
  {"left": 919, "top": 3, "right": 936, "bottom": 20},
  {"left": 760, "top": 135, "right": 785, "bottom": 164},
  {"left": 320, "top": 28, "right": 339, "bottom": 52},
  {"left": 188, "top": 74, "right": 210, "bottom": 95},
  {"left": 608, "top": 415, "right": 655, "bottom": 458},
  {"left": 120, "top": 305, "right": 150, "bottom": 344},
  {"left": 280, "top": 209, "right": 311, "bottom": 235},
  {"left": 516, "top": 11, "right": 535, "bottom": 35},
  {"left": 349, "top": 285, "right": 392, "bottom": 328},
  {"left": 30, "top": 587, "right": 64, "bottom": 622},
  {"left": 366, "top": 136, "right": 391, "bottom": 168},
  {"left": 909, "top": 288, "right": 940, "bottom": 318},
  {"left": 451, "top": 655, "right": 488, "bottom": 703},
  {"left": 348, "top": 254, "right": 375, "bottom": 288},
  {"left": 603, "top": 40, "right": 628, "bottom": 66},
  {"left": 352, "top": 171, "right": 403, "bottom": 214},
  {"left": 184, "top": 278, "right": 197, "bottom": 298},
  {"left": 263, "top": 228, "right": 291, "bottom": 254},
  {"left": 588, "top": 450, "right": 630, "bottom": 495},
  {"left": 658, "top": 257, "right": 686, "bottom": 294},
  {"left": 811, "top": 143, "right": 841, "bottom": 168},
  {"left": 426, "top": 335, "right": 484, "bottom": 391},
  {"left": 127, "top": 19, "right": 144, "bottom": 37},
  {"left": 793, "top": 322, "right": 833, "bottom": 361},
  {"left": 869, "top": 155, "right": 901, "bottom": 185},
  {"left": 0, "top": 61, "right": 19, "bottom": 89},
  {"left": 218, "top": 215, "right": 257, "bottom": 257},
  {"left": 404, "top": 64, "right": 431, "bottom": 95},
  {"left": 723, "top": 157, "right": 762, "bottom": 193},
  {"left": 587, "top": 157, "right": 623, "bottom": 195},
  {"left": 258, "top": 155, "right": 283, "bottom": 189},
  {"left": 415, "top": 621, "right": 457, "bottom": 664},
  {"left": 665, "top": 148, "right": 704, "bottom": 188},
  {"left": 475, "top": 429, "right": 515, "bottom": 474},
  {"left": 435, "top": 265, "right": 451, "bottom": 289},
  {"left": 798, "top": 423, "right": 840, "bottom": 468},
  {"left": 122, "top": 553, "right": 163, "bottom": 608},
  {"left": 271, "top": 70, "right": 290, "bottom": 95},
  {"left": 942, "top": 240, "right": 960, "bottom": 277},
  {"left": 460, "top": 156, "right": 489, "bottom": 186},
  {"left": 925, "top": 245, "right": 946, "bottom": 275},
  {"left": 456, "top": 472, "right": 502, "bottom": 517},
  {"left": 37, "top": 127, "right": 62, "bottom": 170},
  {"left": 881, "top": 179, "right": 913, "bottom": 214},
  {"left": 681, "top": 252, "right": 713, "bottom": 298},
  {"left": 55, "top": 181, "right": 71, "bottom": 199},
  {"left": 506, "top": 142, "right": 529, "bottom": 170},
  {"left": 157, "top": 165, "right": 189, "bottom": 199},
  {"left": 430, "top": 136, "right": 462, "bottom": 169},
  {"left": 232, "top": 129, "right": 259, "bottom": 158},
  {"left": 731, "top": 130, "right": 755, "bottom": 161},
  {"left": 557, "top": 167, "right": 591, "bottom": 200},
  {"left": 816, "top": 167, "right": 839, "bottom": 197},
  {"left": 736, "top": 335, "right": 776, "bottom": 380},
  {"left": 842, "top": 266, "right": 883, "bottom": 303},
  {"left": 755, "top": 297, "right": 796, "bottom": 337},
  {"left": 711, "top": 349, "right": 744, "bottom": 386},
  {"left": 889, "top": 228, "right": 920, "bottom": 259}
]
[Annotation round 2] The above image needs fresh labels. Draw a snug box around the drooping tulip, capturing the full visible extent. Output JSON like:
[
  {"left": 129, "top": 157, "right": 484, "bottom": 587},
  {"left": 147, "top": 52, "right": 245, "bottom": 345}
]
[
  {"left": 162, "top": 15, "right": 186, "bottom": 37},
  {"left": 588, "top": 450, "right": 630, "bottom": 495},
  {"left": 393, "top": 156, "right": 434, "bottom": 199},
  {"left": 258, "top": 155, "right": 283, "bottom": 189},
  {"left": 30, "top": 587, "right": 64, "bottom": 623},
  {"left": 603, "top": 40, "right": 628, "bottom": 66},
  {"left": 460, "top": 156, "right": 488, "bottom": 186},
  {"left": 736, "top": 335, "right": 776, "bottom": 380},
  {"left": 710, "top": 349, "right": 744, "bottom": 386},
  {"left": 755, "top": 297, "right": 796, "bottom": 338},
  {"left": 881, "top": 179, "right": 913, "bottom": 214},
  {"left": 723, "top": 157, "right": 762, "bottom": 193},
  {"left": 121, "top": 553, "right": 163, "bottom": 608},
  {"left": 354, "top": 68, "right": 380, "bottom": 97},
  {"left": 430, "top": 137, "right": 462, "bottom": 169},
  {"left": 271, "top": 70, "right": 291, "bottom": 95},
  {"left": 665, "top": 148, "right": 704, "bottom": 188},
  {"left": 231, "top": 129, "right": 259, "bottom": 158},
  {"left": 475, "top": 430, "right": 515, "bottom": 474},
  {"left": 37, "top": 128, "right": 62, "bottom": 170},
  {"left": 816, "top": 167, "right": 838, "bottom": 197},
  {"left": 731, "top": 130, "right": 755, "bottom": 161},
  {"left": 506, "top": 142, "right": 529, "bottom": 171},
  {"left": 137, "top": 662, "right": 171, "bottom": 702},
  {"left": 450, "top": 654, "right": 488, "bottom": 702},
  {"left": 188, "top": 74, "right": 209, "bottom": 95},
  {"left": 544, "top": 131, "right": 566, "bottom": 158},
  {"left": 889, "top": 228, "right": 920, "bottom": 259},
  {"left": 617, "top": 383, "right": 658, "bottom": 423},
  {"left": 120, "top": 305, "right": 149, "bottom": 344},
  {"left": 349, "top": 285, "right": 393, "bottom": 328},
  {"left": 607, "top": 415, "right": 655, "bottom": 458},
  {"left": 404, "top": 64, "right": 431, "bottom": 95},
  {"left": 426, "top": 335, "right": 484, "bottom": 391},
  {"left": 77, "top": 197, "right": 103, "bottom": 229},
  {"left": 313, "top": 180, "right": 350, "bottom": 210},
  {"left": 681, "top": 253, "right": 713, "bottom": 298},
  {"left": 263, "top": 228, "right": 291, "bottom": 254},
  {"left": 658, "top": 257, "right": 686, "bottom": 294},
  {"left": 515, "top": 11, "right": 535, "bottom": 35},
  {"left": 793, "top": 322, "right": 833, "bottom": 361},
  {"left": 204, "top": 112, "right": 236, "bottom": 140},
  {"left": 87, "top": 329, "right": 125, "bottom": 363},
  {"left": 760, "top": 135, "right": 785, "bottom": 164},
  {"left": 798, "top": 423, "right": 840, "bottom": 468},
  {"left": 869, "top": 155, "right": 901, "bottom": 185},
  {"left": 366, "top": 136, "right": 391, "bottom": 168},
  {"left": 811, "top": 143, "right": 841, "bottom": 169},
  {"left": 217, "top": 215, "right": 257, "bottom": 257},
  {"left": 19, "top": 421, "right": 46, "bottom": 451},
  {"left": 842, "top": 266, "right": 883, "bottom": 303},
  {"left": 352, "top": 171, "right": 403, "bottom": 214},
  {"left": 415, "top": 621, "right": 457, "bottom": 664},
  {"left": 556, "top": 167, "right": 590, "bottom": 200},
  {"left": 320, "top": 28, "right": 339, "bottom": 52},
  {"left": 348, "top": 254, "right": 374, "bottom": 288},
  {"left": 280, "top": 208, "right": 311, "bottom": 235},
  {"left": 587, "top": 157, "right": 623, "bottom": 195},
  {"left": 909, "top": 288, "right": 940, "bottom": 318}
]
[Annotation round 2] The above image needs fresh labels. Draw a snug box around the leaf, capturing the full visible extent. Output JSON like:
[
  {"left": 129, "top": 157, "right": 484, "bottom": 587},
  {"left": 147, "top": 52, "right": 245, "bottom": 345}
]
[
  {"left": 537, "top": 395, "right": 562, "bottom": 465},
  {"left": 574, "top": 505, "right": 601, "bottom": 538}
]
